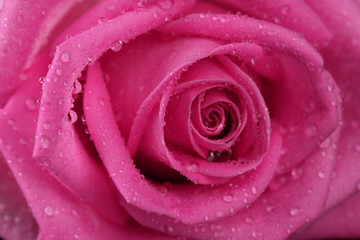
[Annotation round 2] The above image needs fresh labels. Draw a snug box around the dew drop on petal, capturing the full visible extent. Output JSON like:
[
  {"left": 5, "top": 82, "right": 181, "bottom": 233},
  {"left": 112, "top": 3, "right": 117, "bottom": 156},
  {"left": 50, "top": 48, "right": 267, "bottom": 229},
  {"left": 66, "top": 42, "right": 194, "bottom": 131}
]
[
  {"left": 67, "top": 110, "right": 78, "bottom": 124},
  {"left": 290, "top": 208, "right": 299, "bottom": 216},
  {"left": 7, "top": 119, "right": 14, "bottom": 126},
  {"left": 25, "top": 98, "right": 37, "bottom": 110},
  {"left": 215, "top": 210, "right": 223, "bottom": 217},
  {"left": 318, "top": 171, "right": 325, "bottom": 179},
  {"left": 291, "top": 167, "right": 303, "bottom": 180},
  {"left": 251, "top": 186, "right": 258, "bottom": 194},
  {"left": 44, "top": 206, "right": 54, "bottom": 216},
  {"left": 73, "top": 80, "right": 82, "bottom": 94},
  {"left": 19, "top": 138, "right": 27, "bottom": 145},
  {"left": 223, "top": 194, "right": 234, "bottom": 202},
  {"left": 185, "top": 162, "right": 199, "bottom": 172},
  {"left": 158, "top": 0, "right": 172, "bottom": 9},
  {"left": 39, "top": 77, "right": 45, "bottom": 84},
  {"left": 110, "top": 40, "right": 123, "bottom": 52},
  {"left": 40, "top": 135, "right": 50, "bottom": 149},
  {"left": 280, "top": 5, "right": 291, "bottom": 15},
  {"left": 56, "top": 68, "right": 62, "bottom": 76},
  {"left": 60, "top": 52, "right": 70, "bottom": 63},
  {"left": 43, "top": 121, "right": 51, "bottom": 130}
]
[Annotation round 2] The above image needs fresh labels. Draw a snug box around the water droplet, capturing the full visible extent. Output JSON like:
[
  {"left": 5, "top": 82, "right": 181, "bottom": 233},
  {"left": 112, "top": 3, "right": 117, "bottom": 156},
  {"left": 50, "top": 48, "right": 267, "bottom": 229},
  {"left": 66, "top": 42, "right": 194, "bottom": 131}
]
[
  {"left": 43, "top": 121, "right": 51, "bottom": 130},
  {"left": 107, "top": 5, "right": 115, "bottom": 11},
  {"left": 44, "top": 206, "right": 54, "bottom": 216},
  {"left": 73, "top": 80, "right": 82, "bottom": 94},
  {"left": 291, "top": 167, "right": 303, "bottom": 180},
  {"left": 185, "top": 162, "right": 199, "bottom": 172},
  {"left": 25, "top": 98, "right": 37, "bottom": 110},
  {"left": 327, "top": 84, "right": 334, "bottom": 92},
  {"left": 215, "top": 210, "right": 223, "bottom": 217},
  {"left": 251, "top": 186, "right": 258, "bottom": 194},
  {"left": 290, "top": 208, "right": 299, "bottom": 216},
  {"left": 60, "top": 52, "right": 70, "bottom": 63},
  {"left": 318, "top": 171, "right": 325, "bottom": 179},
  {"left": 266, "top": 205, "right": 275, "bottom": 212},
  {"left": 258, "top": 23, "right": 264, "bottom": 29},
  {"left": 110, "top": 40, "right": 123, "bottom": 52},
  {"left": 280, "top": 5, "right": 291, "bottom": 15},
  {"left": 158, "top": 0, "right": 172, "bottom": 9},
  {"left": 67, "top": 110, "right": 78, "bottom": 123},
  {"left": 7, "top": 119, "right": 14, "bottom": 125},
  {"left": 39, "top": 77, "right": 45, "bottom": 84},
  {"left": 40, "top": 135, "right": 50, "bottom": 148},
  {"left": 99, "top": 98, "right": 106, "bottom": 106},
  {"left": 56, "top": 68, "right": 62, "bottom": 76},
  {"left": 19, "top": 138, "right": 27, "bottom": 145},
  {"left": 98, "top": 17, "right": 107, "bottom": 24},
  {"left": 223, "top": 194, "right": 234, "bottom": 202}
]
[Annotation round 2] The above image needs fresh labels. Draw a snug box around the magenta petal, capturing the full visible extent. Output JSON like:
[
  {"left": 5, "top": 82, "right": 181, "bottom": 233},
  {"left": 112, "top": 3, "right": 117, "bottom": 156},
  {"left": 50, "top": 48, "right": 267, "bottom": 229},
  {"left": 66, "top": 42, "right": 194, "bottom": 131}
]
[
  {"left": 292, "top": 191, "right": 360, "bottom": 240},
  {"left": 0, "top": 0, "right": 84, "bottom": 107},
  {"left": 126, "top": 129, "right": 339, "bottom": 240},
  {"left": 33, "top": 0, "right": 193, "bottom": 223},
  {"left": 84, "top": 57, "right": 282, "bottom": 224},
  {"left": 0, "top": 57, "right": 164, "bottom": 239},
  {"left": 0, "top": 155, "right": 38, "bottom": 240},
  {"left": 210, "top": 0, "right": 332, "bottom": 45},
  {"left": 160, "top": 12, "right": 341, "bottom": 174},
  {"left": 305, "top": 0, "right": 360, "bottom": 214}
]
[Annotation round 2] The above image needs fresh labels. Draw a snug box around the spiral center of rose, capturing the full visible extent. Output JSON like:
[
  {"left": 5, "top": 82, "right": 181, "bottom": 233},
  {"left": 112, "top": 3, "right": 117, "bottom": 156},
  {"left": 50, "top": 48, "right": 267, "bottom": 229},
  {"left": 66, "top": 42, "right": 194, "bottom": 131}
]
[
  {"left": 185, "top": 86, "right": 245, "bottom": 162},
  {"left": 201, "top": 103, "right": 235, "bottom": 139}
]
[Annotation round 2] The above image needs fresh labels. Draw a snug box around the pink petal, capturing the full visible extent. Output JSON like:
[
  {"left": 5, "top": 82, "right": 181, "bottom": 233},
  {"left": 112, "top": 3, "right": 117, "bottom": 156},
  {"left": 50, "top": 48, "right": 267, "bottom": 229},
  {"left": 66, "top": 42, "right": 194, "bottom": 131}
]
[
  {"left": 210, "top": 0, "right": 332, "bottom": 46},
  {"left": 291, "top": 191, "right": 360, "bottom": 240},
  {"left": 0, "top": 0, "right": 87, "bottom": 107},
  {"left": 0, "top": 51, "right": 171, "bottom": 239},
  {"left": 126, "top": 130, "right": 340, "bottom": 239},
  {"left": 304, "top": 0, "right": 360, "bottom": 211},
  {"left": 33, "top": 0, "right": 193, "bottom": 224},
  {"left": 84, "top": 60, "right": 281, "bottom": 224},
  {"left": 0, "top": 155, "right": 38, "bottom": 240},
  {"left": 159, "top": 12, "right": 341, "bottom": 176}
]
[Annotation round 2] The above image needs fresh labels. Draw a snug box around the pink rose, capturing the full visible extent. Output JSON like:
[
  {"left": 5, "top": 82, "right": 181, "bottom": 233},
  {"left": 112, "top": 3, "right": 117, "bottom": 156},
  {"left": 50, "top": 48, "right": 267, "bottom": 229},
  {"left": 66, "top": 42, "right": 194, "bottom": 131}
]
[{"left": 0, "top": 0, "right": 359, "bottom": 239}]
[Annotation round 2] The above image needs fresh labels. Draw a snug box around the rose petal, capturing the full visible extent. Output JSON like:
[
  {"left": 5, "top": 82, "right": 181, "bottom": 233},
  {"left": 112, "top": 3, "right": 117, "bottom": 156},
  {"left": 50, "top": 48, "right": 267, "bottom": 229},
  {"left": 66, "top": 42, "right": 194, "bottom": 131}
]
[
  {"left": 210, "top": 0, "right": 332, "bottom": 46},
  {"left": 291, "top": 191, "right": 360, "bottom": 240},
  {"left": 159, "top": 12, "right": 341, "bottom": 176},
  {"left": 0, "top": 52, "right": 166, "bottom": 239},
  {"left": 84, "top": 60, "right": 280, "bottom": 224},
  {"left": 102, "top": 31, "right": 270, "bottom": 184},
  {"left": 0, "top": 0, "right": 86, "bottom": 107},
  {"left": 34, "top": 0, "right": 194, "bottom": 223},
  {"left": 125, "top": 130, "right": 339, "bottom": 239},
  {"left": 0, "top": 154, "right": 38, "bottom": 240},
  {"left": 304, "top": 0, "right": 360, "bottom": 211}
]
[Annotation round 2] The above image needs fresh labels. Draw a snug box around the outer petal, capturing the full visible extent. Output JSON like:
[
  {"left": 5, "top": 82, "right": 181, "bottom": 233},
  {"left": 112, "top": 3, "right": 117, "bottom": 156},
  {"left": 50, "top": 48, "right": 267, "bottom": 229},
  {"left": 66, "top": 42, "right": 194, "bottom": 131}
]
[
  {"left": 159, "top": 13, "right": 341, "bottom": 177},
  {"left": 0, "top": 154, "right": 38, "bottom": 240},
  {"left": 0, "top": 51, "right": 172, "bottom": 239},
  {"left": 33, "top": 0, "right": 194, "bottom": 224},
  {"left": 304, "top": 0, "right": 360, "bottom": 210},
  {"left": 291, "top": 191, "right": 360, "bottom": 240},
  {"left": 125, "top": 130, "right": 340, "bottom": 240},
  {"left": 210, "top": 0, "right": 332, "bottom": 45},
  {"left": 84, "top": 59, "right": 281, "bottom": 224},
  {"left": 101, "top": 32, "right": 270, "bottom": 184},
  {"left": 0, "top": 0, "right": 88, "bottom": 107}
]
